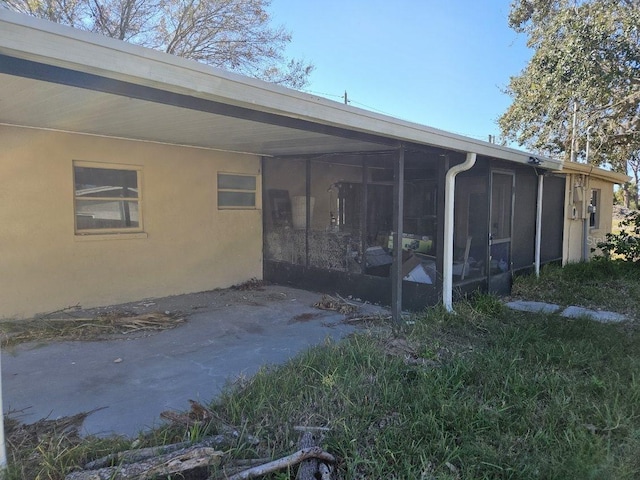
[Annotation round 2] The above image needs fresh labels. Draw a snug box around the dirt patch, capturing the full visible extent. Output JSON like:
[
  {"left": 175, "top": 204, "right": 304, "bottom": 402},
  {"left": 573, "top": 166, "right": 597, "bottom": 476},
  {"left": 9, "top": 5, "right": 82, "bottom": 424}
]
[
  {"left": 230, "top": 278, "right": 266, "bottom": 291},
  {"left": 379, "top": 336, "right": 440, "bottom": 368},
  {"left": 288, "top": 312, "right": 323, "bottom": 324}
]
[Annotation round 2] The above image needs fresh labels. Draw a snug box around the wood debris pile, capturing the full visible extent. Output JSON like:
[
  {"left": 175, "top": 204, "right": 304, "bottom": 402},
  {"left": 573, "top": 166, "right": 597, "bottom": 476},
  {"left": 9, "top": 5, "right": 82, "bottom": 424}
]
[
  {"left": 94, "top": 311, "right": 185, "bottom": 334},
  {"left": 6, "top": 408, "right": 98, "bottom": 452},
  {"left": 231, "top": 278, "right": 266, "bottom": 291},
  {"left": 1, "top": 311, "right": 185, "bottom": 347},
  {"left": 63, "top": 401, "right": 337, "bottom": 480},
  {"left": 313, "top": 294, "right": 359, "bottom": 315}
]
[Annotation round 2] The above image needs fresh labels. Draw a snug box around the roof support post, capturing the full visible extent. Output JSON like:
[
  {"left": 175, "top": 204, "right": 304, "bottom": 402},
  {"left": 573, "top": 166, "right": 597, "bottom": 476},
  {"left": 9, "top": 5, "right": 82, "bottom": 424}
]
[
  {"left": 443, "top": 152, "right": 477, "bottom": 312},
  {"left": 305, "top": 158, "right": 311, "bottom": 267},
  {"left": 391, "top": 147, "right": 405, "bottom": 324},
  {"left": 535, "top": 172, "right": 544, "bottom": 276},
  {"left": 360, "top": 158, "right": 369, "bottom": 275}
]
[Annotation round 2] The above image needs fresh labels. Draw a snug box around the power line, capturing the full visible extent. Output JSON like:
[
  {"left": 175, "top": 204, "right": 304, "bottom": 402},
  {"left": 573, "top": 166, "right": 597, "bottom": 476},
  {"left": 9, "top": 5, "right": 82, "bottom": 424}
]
[{"left": 302, "top": 88, "right": 498, "bottom": 143}]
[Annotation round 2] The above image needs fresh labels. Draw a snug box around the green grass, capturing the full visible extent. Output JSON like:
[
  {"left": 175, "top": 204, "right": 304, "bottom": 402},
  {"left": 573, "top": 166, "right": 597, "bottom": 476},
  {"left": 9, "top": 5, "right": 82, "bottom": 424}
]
[
  {"left": 512, "top": 260, "right": 640, "bottom": 318},
  {"left": 209, "top": 298, "right": 640, "bottom": 479},
  {"left": 5, "top": 263, "right": 640, "bottom": 479}
]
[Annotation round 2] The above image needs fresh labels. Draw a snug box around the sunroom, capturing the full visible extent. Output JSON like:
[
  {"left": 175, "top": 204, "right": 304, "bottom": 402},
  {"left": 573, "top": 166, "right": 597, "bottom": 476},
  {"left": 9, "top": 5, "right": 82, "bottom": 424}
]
[{"left": 262, "top": 148, "right": 566, "bottom": 316}]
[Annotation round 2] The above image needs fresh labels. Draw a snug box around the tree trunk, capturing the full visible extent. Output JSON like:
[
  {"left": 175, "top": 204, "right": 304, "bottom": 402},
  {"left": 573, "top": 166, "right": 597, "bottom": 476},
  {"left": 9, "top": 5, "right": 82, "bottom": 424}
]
[{"left": 623, "top": 183, "right": 631, "bottom": 208}]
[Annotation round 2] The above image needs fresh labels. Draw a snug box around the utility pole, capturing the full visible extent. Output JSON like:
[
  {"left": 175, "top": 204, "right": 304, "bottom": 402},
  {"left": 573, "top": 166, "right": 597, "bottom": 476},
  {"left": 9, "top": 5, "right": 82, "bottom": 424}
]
[{"left": 570, "top": 101, "right": 578, "bottom": 162}]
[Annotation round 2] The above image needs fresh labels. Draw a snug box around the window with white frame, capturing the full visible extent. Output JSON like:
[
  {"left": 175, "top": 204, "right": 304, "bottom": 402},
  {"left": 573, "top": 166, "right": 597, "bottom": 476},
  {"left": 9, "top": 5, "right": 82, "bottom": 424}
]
[
  {"left": 74, "top": 162, "right": 142, "bottom": 233},
  {"left": 218, "top": 173, "right": 257, "bottom": 209}
]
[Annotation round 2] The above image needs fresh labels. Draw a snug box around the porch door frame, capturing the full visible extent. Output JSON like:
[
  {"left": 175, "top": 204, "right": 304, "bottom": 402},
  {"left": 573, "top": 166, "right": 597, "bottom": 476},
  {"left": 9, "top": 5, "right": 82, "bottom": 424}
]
[{"left": 488, "top": 169, "right": 516, "bottom": 294}]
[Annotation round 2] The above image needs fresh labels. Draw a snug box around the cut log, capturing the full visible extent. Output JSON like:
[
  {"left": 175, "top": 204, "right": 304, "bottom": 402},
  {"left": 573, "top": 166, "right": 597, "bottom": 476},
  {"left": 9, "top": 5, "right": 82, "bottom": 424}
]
[
  {"left": 295, "top": 431, "right": 318, "bottom": 480},
  {"left": 83, "top": 435, "right": 234, "bottom": 470},
  {"left": 319, "top": 462, "right": 333, "bottom": 480},
  {"left": 65, "top": 445, "right": 223, "bottom": 480}
]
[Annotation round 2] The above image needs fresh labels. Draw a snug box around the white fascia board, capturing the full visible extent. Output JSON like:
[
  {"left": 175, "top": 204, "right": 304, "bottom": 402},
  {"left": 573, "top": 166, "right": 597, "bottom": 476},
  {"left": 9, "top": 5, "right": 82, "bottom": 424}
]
[
  {"left": 562, "top": 162, "right": 630, "bottom": 184},
  {"left": 0, "top": 9, "right": 562, "bottom": 170}
]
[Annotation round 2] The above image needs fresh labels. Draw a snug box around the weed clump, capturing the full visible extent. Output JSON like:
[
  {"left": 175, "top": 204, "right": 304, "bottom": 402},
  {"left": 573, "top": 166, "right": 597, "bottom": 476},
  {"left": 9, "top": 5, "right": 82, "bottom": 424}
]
[{"left": 596, "top": 209, "right": 640, "bottom": 264}]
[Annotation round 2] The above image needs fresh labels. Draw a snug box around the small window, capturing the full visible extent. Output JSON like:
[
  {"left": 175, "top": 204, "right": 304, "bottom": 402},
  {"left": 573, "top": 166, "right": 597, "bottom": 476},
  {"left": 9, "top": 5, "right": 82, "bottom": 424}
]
[
  {"left": 74, "top": 163, "right": 142, "bottom": 233},
  {"left": 218, "top": 173, "right": 257, "bottom": 209},
  {"left": 589, "top": 189, "right": 600, "bottom": 229}
]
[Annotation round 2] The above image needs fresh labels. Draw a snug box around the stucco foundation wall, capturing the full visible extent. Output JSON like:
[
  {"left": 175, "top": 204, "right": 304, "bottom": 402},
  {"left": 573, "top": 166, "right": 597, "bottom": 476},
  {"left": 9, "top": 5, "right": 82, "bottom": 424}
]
[{"left": 1, "top": 126, "right": 262, "bottom": 319}]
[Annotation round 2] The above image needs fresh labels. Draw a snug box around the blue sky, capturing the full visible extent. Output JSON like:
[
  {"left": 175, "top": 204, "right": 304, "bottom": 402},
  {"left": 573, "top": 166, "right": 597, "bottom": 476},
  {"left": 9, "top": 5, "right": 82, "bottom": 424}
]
[{"left": 270, "top": 0, "right": 532, "bottom": 142}]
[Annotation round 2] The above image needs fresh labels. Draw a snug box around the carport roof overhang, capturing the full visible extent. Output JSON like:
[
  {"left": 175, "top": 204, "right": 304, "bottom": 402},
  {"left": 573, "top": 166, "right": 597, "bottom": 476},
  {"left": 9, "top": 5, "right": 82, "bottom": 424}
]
[{"left": 0, "top": 9, "right": 563, "bottom": 169}]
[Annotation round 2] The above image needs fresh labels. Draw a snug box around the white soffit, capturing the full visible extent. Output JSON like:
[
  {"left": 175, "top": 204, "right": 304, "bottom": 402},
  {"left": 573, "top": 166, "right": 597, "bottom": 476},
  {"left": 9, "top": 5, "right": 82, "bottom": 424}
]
[
  {"left": 0, "top": 74, "right": 384, "bottom": 156},
  {"left": 0, "top": 9, "right": 563, "bottom": 168}
]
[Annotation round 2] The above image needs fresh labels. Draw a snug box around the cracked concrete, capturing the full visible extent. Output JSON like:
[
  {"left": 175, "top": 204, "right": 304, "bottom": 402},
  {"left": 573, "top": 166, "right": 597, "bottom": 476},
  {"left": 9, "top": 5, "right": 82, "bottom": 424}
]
[{"left": 2, "top": 285, "right": 386, "bottom": 438}]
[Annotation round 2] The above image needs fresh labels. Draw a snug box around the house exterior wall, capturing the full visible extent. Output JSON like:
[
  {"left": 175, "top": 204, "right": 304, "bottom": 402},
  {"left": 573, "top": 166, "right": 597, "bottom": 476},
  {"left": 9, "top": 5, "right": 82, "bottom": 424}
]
[
  {"left": 562, "top": 173, "right": 616, "bottom": 263},
  {"left": 586, "top": 177, "right": 616, "bottom": 256},
  {"left": 1, "top": 125, "right": 262, "bottom": 319}
]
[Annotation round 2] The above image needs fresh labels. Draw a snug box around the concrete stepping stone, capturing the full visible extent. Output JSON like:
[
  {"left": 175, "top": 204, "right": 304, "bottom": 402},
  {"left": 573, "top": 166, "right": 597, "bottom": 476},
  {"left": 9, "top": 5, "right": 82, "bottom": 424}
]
[
  {"left": 560, "top": 306, "right": 627, "bottom": 323},
  {"left": 505, "top": 300, "right": 561, "bottom": 314}
]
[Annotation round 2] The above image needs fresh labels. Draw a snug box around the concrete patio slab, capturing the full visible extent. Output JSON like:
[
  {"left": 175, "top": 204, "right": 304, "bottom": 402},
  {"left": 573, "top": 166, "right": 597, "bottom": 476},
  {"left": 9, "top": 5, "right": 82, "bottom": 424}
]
[
  {"left": 505, "top": 300, "right": 561, "bottom": 314},
  {"left": 2, "top": 285, "right": 386, "bottom": 438}
]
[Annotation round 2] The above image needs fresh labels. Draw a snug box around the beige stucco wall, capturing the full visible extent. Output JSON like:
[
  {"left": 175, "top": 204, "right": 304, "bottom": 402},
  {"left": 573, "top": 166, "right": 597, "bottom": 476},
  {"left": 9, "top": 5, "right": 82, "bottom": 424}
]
[
  {"left": 1, "top": 125, "right": 262, "bottom": 319},
  {"left": 562, "top": 174, "right": 616, "bottom": 264},
  {"left": 587, "top": 177, "right": 616, "bottom": 256}
]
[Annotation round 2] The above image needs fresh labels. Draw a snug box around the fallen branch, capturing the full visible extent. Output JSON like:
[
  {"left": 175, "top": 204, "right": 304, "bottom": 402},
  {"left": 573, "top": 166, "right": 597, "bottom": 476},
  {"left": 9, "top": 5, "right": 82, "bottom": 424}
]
[
  {"left": 66, "top": 445, "right": 224, "bottom": 480},
  {"left": 295, "top": 431, "right": 318, "bottom": 480},
  {"left": 225, "top": 447, "right": 335, "bottom": 480},
  {"left": 210, "top": 458, "right": 272, "bottom": 478},
  {"left": 335, "top": 293, "right": 359, "bottom": 307},
  {"left": 84, "top": 435, "right": 234, "bottom": 470}
]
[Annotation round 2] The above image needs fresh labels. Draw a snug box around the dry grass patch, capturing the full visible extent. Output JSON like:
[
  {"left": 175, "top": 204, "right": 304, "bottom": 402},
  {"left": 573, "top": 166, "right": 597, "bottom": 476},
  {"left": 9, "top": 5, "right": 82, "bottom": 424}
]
[{"left": 0, "top": 311, "right": 185, "bottom": 348}]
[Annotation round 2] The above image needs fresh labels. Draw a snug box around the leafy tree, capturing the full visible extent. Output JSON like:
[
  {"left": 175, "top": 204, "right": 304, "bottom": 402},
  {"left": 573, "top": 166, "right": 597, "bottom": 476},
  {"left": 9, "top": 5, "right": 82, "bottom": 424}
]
[
  {"left": 596, "top": 209, "right": 640, "bottom": 263},
  {"left": 628, "top": 151, "right": 640, "bottom": 207},
  {"left": 499, "top": 0, "right": 640, "bottom": 173},
  {"left": 1, "top": 0, "right": 313, "bottom": 88}
]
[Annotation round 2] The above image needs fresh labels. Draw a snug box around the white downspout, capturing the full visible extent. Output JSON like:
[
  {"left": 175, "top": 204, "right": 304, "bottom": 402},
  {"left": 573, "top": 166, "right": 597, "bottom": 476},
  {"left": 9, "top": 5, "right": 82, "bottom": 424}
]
[
  {"left": 582, "top": 178, "right": 590, "bottom": 261},
  {"left": 582, "top": 128, "right": 593, "bottom": 262},
  {"left": 443, "top": 152, "right": 477, "bottom": 312},
  {"left": 535, "top": 173, "right": 544, "bottom": 276}
]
